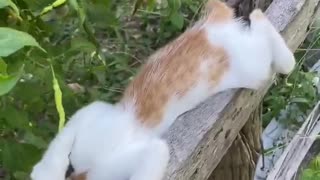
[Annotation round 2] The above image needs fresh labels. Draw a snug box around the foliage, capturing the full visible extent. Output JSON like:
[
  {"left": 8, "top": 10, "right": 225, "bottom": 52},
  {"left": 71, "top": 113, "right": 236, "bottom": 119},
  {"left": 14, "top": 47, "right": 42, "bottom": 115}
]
[
  {"left": 301, "top": 155, "right": 320, "bottom": 180},
  {"left": 263, "top": 33, "right": 320, "bottom": 129},
  {"left": 262, "top": 19, "right": 320, "bottom": 179},
  {"left": 0, "top": 0, "right": 202, "bottom": 179}
]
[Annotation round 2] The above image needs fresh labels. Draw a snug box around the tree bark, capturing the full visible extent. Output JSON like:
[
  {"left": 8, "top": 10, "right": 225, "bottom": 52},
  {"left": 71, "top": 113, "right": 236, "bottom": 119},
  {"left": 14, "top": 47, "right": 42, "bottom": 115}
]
[
  {"left": 267, "top": 101, "right": 320, "bottom": 179},
  {"left": 209, "top": 104, "right": 263, "bottom": 180}
]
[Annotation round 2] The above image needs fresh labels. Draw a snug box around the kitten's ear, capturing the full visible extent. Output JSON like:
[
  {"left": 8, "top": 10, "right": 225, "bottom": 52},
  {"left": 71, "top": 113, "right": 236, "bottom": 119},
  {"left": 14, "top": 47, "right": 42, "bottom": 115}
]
[{"left": 204, "top": 0, "right": 234, "bottom": 23}]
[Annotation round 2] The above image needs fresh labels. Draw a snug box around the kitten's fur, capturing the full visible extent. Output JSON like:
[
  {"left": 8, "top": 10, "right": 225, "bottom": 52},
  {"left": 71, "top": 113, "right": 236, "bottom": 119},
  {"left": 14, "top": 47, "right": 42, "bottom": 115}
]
[{"left": 31, "top": 1, "right": 295, "bottom": 180}]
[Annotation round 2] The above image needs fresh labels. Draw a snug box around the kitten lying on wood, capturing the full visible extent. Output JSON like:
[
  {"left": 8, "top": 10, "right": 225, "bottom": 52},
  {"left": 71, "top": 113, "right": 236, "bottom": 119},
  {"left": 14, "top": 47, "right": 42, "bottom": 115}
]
[{"left": 31, "top": 1, "right": 295, "bottom": 180}]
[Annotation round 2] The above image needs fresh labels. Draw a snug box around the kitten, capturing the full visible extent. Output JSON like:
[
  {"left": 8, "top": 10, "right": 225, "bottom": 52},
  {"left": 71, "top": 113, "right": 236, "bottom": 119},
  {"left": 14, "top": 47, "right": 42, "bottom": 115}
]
[{"left": 31, "top": 1, "right": 295, "bottom": 180}]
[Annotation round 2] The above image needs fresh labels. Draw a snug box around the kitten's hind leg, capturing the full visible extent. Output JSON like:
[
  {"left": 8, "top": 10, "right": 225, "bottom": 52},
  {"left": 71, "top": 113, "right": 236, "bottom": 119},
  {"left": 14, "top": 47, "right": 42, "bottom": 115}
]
[
  {"left": 249, "top": 9, "right": 295, "bottom": 75},
  {"left": 130, "top": 138, "right": 170, "bottom": 180},
  {"left": 31, "top": 101, "right": 115, "bottom": 180},
  {"left": 86, "top": 138, "right": 169, "bottom": 180},
  {"left": 31, "top": 114, "right": 79, "bottom": 180}
]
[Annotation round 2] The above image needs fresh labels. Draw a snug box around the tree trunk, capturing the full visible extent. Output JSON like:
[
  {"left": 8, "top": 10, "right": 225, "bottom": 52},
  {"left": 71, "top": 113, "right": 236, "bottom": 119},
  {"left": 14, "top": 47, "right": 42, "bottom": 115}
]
[
  {"left": 209, "top": 104, "right": 262, "bottom": 180},
  {"left": 209, "top": 1, "right": 271, "bottom": 179}
]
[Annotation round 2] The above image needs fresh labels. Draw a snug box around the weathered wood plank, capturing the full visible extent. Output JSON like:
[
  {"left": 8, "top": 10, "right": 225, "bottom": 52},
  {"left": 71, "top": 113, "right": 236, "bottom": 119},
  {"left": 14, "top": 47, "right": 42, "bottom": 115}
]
[
  {"left": 164, "top": 0, "right": 320, "bottom": 179},
  {"left": 267, "top": 101, "right": 320, "bottom": 180},
  {"left": 209, "top": 105, "right": 263, "bottom": 180}
]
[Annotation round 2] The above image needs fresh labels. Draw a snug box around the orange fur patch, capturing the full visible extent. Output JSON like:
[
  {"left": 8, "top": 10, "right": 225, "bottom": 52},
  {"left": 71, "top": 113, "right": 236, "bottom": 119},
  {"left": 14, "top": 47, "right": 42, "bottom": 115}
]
[
  {"left": 121, "top": 27, "right": 229, "bottom": 127},
  {"left": 121, "top": 1, "right": 234, "bottom": 127},
  {"left": 69, "top": 172, "right": 87, "bottom": 180},
  {"left": 120, "top": 1, "right": 234, "bottom": 127},
  {"left": 205, "top": 0, "right": 234, "bottom": 23}
]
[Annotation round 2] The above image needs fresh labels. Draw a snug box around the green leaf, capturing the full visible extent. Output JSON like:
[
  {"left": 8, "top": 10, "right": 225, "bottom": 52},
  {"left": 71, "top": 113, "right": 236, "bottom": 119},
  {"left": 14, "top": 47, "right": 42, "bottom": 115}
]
[
  {"left": 23, "top": 131, "right": 48, "bottom": 149},
  {"left": 14, "top": 171, "right": 30, "bottom": 180},
  {"left": 69, "top": 37, "right": 96, "bottom": 53},
  {"left": 86, "top": 3, "right": 118, "bottom": 28},
  {"left": 168, "top": 0, "right": 181, "bottom": 10},
  {"left": 20, "top": 0, "right": 54, "bottom": 12},
  {"left": 2, "top": 141, "right": 41, "bottom": 172},
  {"left": 309, "top": 156, "right": 320, "bottom": 170},
  {"left": 92, "top": 65, "right": 106, "bottom": 84},
  {"left": 170, "top": 12, "right": 184, "bottom": 30},
  {"left": 0, "top": 28, "right": 45, "bottom": 57},
  {"left": 51, "top": 65, "right": 66, "bottom": 131},
  {"left": 40, "top": 0, "right": 66, "bottom": 15},
  {"left": 0, "top": 0, "right": 10, "bottom": 8},
  {"left": 0, "top": 106, "right": 29, "bottom": 129},
  {"left": 0, "top": 65, "right": 24, "bottom": 96},
  {"left": 69, "top": 0, "right": 86, "bottom": 25},
  {"left": 0, "top": 57, "right": 7, "bottom": 75},
  {"left": 301, "top": 168, "right": 320, "bottom": 180},
  {"left": 0, "top": 0, "right": 19, "bottom": 15},
  {"left": 291, "top": 97, "right": 310, "bottom": 104},
  {"left": 132, "top": 0, "right": 144, "bottom": 15}
]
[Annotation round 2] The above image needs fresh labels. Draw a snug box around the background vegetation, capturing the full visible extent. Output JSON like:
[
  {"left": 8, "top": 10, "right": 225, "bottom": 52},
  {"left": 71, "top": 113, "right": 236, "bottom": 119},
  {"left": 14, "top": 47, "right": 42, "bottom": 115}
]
[{"left": 0, "top": 0, "right": 319, "bottom": 179}]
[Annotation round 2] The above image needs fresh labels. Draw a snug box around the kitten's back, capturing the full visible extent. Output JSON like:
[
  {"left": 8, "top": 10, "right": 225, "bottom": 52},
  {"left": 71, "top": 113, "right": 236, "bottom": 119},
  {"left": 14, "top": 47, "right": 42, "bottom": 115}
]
[{"left": 120, "top": 1, "right": 234, "bottom": 133}]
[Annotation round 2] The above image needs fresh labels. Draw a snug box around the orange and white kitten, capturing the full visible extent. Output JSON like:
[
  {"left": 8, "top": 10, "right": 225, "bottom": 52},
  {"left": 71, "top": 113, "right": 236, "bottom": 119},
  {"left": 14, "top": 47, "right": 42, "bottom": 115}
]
[{"left": 31, "top": 1, "right": 295, "bottom": 180}]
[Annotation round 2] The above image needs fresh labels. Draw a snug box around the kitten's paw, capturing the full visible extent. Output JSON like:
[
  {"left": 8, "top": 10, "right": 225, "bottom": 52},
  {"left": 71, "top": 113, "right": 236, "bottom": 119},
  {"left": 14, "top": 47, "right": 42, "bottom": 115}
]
[
  {"left": 273, "top": 49, "right": 296, "bottom": 75},
  {"left": 31, "top": 162, "right": 65, "bottom": 180},
  {"left": 249, "top": 9, "right": 266, "bottom": 21}
]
